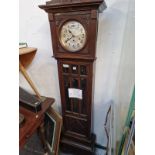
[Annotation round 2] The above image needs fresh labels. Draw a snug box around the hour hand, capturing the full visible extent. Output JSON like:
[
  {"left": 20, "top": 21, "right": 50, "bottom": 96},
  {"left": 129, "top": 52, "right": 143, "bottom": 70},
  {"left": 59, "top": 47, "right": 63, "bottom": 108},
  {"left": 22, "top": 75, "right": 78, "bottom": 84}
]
[{"left": 65, "top": 36, "right": 73, "bottom": 43}]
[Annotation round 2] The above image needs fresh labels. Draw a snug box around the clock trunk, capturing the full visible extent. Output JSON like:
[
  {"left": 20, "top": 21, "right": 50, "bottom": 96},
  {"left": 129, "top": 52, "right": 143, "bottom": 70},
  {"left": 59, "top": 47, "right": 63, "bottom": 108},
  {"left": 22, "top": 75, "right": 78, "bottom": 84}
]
[{"left": 57, "top": 59, "right": 96, "bottom": 154}]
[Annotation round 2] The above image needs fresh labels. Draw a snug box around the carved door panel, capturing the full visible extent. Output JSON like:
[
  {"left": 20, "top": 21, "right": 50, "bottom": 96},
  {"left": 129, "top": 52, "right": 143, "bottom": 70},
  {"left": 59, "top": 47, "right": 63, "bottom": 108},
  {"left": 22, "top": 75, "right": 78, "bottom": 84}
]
[{"left": 58, "top": 60, "right": 92, "bottom": 137}]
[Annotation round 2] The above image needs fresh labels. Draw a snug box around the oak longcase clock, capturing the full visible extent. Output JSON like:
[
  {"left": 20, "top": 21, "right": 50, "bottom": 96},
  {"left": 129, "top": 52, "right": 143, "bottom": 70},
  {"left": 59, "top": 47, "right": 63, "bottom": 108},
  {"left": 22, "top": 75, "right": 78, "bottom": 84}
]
[{"left": 39, "top": 0, "right": 104, "bottom": 154}]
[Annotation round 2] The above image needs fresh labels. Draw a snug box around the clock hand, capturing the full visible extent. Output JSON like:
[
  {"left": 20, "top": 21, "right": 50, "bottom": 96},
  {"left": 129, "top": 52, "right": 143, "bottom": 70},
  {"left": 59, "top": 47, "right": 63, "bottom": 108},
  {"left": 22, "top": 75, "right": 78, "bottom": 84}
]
[
  {"left": 65, "top": 30, "right": 80, "bottom": 43},
  {"left": 64, "top": 30, "right": 74, "bottom": 43},
  {"left": 65, "top": 36, "right": 73, "bottom": 43},
  {"left": 68, "top": 30, "right": 75, "bottom": 37}
]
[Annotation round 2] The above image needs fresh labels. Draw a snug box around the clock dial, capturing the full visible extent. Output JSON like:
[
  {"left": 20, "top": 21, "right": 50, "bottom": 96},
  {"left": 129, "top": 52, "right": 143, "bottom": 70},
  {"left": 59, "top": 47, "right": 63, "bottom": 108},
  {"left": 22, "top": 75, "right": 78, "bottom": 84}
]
[{"left": 60, "top": 21, "right": 87, "bottom": 52}]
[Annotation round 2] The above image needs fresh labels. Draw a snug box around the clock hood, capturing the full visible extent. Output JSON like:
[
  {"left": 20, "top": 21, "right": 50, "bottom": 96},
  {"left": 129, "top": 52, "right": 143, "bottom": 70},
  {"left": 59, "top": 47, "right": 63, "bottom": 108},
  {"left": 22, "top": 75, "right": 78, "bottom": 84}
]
[{"left": 39, "top": 0, "right": 106, "bottom": 13}]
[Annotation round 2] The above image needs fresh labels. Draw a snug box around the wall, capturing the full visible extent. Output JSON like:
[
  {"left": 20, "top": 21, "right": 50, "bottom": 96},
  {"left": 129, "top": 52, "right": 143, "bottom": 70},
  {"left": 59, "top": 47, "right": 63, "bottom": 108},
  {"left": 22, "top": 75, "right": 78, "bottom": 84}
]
[
  {"left": 113, "top": 0, "right": 135, "bottom": 148},
  {"left": 19, "top": 0, "right": 135, "bottom": 153}
]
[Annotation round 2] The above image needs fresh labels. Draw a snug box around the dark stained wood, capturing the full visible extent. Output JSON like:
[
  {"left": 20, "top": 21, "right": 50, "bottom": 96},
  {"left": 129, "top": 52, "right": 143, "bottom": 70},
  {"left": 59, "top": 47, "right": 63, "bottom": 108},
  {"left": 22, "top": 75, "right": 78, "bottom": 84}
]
[
  {"left": 39, "top": 1, "right": 104, "bottom": 154},
  {"left": 39, "top": 0, "right": 104, "bottom": 13},
  {"left": 57, "top": 60, "right": 93, "bottom": 137},
  {"left": 38, "top": 122, "right": 48, "bottom": 152},
  {"left": 19, "top": 97, "right": 55, "bottom": 149},
  {"left": 38, "top": 10, "right": 99, "bottom": 60}
]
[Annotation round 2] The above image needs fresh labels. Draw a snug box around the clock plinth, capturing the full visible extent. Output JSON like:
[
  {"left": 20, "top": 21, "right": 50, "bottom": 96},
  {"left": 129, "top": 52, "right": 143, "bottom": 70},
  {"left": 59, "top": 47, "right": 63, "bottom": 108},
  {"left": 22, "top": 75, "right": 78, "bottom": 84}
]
[
  {"left": 60, "top": 133, "right": 96, "bottom": 155},
  {"left": 39, "top": 1, "right": 104, "bottom": 154}
]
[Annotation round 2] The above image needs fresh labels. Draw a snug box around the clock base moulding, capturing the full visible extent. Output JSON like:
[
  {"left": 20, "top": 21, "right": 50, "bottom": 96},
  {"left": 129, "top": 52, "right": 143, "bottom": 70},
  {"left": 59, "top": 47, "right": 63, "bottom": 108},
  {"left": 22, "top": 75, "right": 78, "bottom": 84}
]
[{"left": 60, "top": 133, "right": 96, "bottom": 155}]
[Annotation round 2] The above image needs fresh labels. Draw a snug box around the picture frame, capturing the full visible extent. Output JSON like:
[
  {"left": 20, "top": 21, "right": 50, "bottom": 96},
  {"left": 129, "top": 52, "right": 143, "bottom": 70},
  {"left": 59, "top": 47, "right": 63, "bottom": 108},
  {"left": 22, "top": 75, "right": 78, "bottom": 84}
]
[
  {"left": 44, "top": 107, "right": 62, "bottom": 155},
  {"left": 104, "top": 105, "right": 113, "bottom": 155}
]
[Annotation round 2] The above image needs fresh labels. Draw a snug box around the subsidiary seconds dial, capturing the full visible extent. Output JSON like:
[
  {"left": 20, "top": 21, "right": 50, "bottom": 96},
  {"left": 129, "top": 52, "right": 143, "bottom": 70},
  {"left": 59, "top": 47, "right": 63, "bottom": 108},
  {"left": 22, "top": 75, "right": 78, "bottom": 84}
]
[{"left": 59, "top": 21, "right": 87, "bottom": 52}]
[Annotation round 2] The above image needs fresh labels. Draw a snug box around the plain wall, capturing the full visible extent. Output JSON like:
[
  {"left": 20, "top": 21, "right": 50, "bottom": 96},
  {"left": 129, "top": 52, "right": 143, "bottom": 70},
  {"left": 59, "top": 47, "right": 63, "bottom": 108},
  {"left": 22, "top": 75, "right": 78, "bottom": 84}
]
[{"left": 19, "top": 0, "right": 135, "bottom": 152}]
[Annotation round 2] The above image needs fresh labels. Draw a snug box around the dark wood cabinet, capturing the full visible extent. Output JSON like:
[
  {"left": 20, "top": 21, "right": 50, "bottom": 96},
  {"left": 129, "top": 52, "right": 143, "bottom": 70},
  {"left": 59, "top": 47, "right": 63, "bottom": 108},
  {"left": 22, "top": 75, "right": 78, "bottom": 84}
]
[{"left": 39, "top": 1, "right": 104, "bottom": 154}]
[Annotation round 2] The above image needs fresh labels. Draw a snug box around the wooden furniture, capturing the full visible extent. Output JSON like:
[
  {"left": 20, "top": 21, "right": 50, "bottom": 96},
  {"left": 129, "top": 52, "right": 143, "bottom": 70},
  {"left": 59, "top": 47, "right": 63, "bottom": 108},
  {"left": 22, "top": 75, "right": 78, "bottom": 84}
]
[
  {"left": 19, "top": 97, "right": 55, "bottom": 151},
  {"left": 45, "top": 107, "right": 62, "bottom": 155},
  {"left": 19, "top": 47, "right": 37, "bottom": 68},
  {"left": 19, "top": 47, "right": 42, "bottom": 99},
  {"left": 39, "top": 1, "right": 104, "bottom": 154}
]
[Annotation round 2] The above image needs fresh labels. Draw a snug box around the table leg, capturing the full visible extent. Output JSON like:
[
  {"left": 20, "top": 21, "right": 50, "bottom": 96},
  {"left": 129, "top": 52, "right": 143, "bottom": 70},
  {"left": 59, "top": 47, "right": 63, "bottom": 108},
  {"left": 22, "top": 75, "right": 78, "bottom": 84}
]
[
  {"left": 19, "top": 61, "right": 42, "bottom": 100},
  {"left": 38, "top": 122, "right": 48, "bottom": 153}
]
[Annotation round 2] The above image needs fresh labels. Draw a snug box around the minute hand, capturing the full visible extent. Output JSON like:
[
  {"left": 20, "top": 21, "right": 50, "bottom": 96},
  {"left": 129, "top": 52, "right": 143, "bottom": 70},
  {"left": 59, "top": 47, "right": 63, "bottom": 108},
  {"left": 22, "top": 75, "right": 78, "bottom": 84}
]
[{"left": 68, "top": 30, "right": 75, "bottom": 37}]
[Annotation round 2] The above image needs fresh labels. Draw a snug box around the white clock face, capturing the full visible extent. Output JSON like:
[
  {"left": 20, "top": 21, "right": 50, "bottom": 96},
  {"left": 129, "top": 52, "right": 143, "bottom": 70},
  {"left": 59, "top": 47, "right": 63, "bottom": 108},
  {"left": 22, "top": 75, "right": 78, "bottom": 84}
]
[{"left": 59, "top": 21, "right": 87, "bottom": 52}]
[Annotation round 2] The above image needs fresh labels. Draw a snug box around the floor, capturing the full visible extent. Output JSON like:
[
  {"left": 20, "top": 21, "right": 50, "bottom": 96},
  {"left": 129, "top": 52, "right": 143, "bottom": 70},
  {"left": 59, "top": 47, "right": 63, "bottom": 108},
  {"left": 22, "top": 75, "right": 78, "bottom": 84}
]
[
  {"left": 19, "top": 132, "right": 106, "bottom": 155},
  {"left": 19, "top": 133, "right": 74, "bottom": 155}
]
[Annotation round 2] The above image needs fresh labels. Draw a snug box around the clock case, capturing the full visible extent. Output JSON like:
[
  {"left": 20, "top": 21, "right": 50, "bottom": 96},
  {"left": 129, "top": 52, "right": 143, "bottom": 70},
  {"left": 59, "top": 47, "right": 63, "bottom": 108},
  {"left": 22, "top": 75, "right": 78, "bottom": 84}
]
[{"left": 39, "top": 1, "right": 104, "bottom": 154}]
